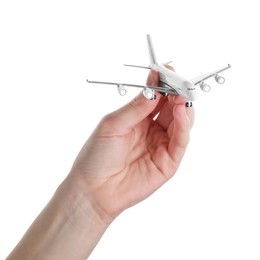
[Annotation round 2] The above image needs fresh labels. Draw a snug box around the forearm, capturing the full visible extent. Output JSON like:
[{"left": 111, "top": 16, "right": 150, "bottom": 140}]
[{"left": 7, "top": 175, "right": 110, "bottom": 260}]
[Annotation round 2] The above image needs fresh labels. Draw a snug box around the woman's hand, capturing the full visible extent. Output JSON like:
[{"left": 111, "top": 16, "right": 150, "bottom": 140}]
[
  {"left": 7, "top": 68, "right": 195, "bottom": 260},
  {"left": 70, "top": 69, "right": 195, "bottom": 222}
]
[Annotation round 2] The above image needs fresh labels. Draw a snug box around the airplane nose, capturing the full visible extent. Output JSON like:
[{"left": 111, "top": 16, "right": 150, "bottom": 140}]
[{"left": 184, "top": 81, "right": 198, "bottom": 101}]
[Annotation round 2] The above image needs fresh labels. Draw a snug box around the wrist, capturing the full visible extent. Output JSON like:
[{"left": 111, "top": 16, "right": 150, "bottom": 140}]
[
  {"left": 53, "top": 174, "right": 116, "bottom": 258},
  {"left": 55, "top": 174, "right": 112, "bottom": 232}
]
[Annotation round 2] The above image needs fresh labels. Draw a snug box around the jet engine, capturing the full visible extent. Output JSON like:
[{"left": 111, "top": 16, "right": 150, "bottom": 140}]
[
  {"left": 143, "top": 88, "right": 156, "bottom": 100},
  {"left": 215, "top": 74, "right": 225, "bottom": 84},
  {"left": 117, "top": 84, "right": 127, "bottom": 96},
  {"left": 200, "top": 82, "right": 211, "bottom": 92}
]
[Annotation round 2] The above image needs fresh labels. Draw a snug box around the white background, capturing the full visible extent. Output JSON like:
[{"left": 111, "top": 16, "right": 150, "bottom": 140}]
[{"left": 1, "top": 0, "right": 260, "bottom": 259}]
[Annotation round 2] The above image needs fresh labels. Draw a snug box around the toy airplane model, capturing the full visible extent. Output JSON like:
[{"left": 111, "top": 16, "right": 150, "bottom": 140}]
[{"left": 87, "top": 35, "right": 231, "bottom": 107}]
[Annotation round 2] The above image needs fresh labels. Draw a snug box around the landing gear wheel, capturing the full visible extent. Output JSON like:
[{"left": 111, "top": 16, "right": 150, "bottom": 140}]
[{"left": 185, "top": 101, "right": 193, "bottom": 107}]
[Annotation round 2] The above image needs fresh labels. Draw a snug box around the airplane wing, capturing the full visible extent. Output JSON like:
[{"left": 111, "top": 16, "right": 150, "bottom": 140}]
[
  {"left": 190, "top": 64, "right": 231, "bottom": 85},
  {"left": 86, "top": 79, "right": 177, "bottom": 95}
]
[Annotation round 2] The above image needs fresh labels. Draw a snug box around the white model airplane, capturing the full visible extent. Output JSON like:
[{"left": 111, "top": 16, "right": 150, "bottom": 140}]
[{"left": 87, "top": 35, "right": 231, "bottom": 107}]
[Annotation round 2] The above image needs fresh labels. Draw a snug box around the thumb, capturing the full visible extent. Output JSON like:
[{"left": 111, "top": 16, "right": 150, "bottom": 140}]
[
  {"left": 97, "top": 70, "right": 160, "bottom": 135},
  {"left": 99, "top": 92, "right": 160, "bottom": 135}
]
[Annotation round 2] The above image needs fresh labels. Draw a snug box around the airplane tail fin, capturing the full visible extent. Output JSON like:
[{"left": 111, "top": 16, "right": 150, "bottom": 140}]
[
  {"left": 123, "top": 35, "right": 158, "bottom": 70},
  {"left": 147, "top": 34, "right": 158, "bottom": 66}
]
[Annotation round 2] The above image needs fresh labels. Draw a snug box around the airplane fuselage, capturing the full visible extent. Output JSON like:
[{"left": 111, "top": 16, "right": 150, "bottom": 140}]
[{"left": 152, "top": 64, "right": 198, "bottom": 101}]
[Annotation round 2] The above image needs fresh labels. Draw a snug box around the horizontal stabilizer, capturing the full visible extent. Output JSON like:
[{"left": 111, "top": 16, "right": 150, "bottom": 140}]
[
  {"left": 161, "top": 61, "right": 173, "bottom": 66},
  {"left": 124, "top": 64, "right": 150, "bottom": 69}
]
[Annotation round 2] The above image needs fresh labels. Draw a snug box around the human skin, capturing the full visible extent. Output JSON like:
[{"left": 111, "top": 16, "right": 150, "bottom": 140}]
[{"left": 7, "top": 69, "right": 195, "bottom": 259}]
